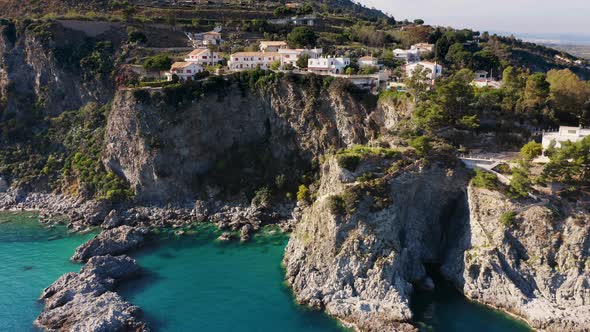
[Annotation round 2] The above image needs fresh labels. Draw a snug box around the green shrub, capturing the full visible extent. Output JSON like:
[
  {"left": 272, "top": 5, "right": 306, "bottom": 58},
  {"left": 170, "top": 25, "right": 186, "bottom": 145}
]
[
  {"left": 409, "top": 136, "right": 432, "bottom": 155},
  {"left": 471, "top": 169, "right": 498, "bottom": 189},
  {"left": 500, "top": 211, "right": 517, "bottom": 227},
  {"left": 143, "top": 54, "right": 173, "bottom": 71},
  {"left": 358, "top": 172, "right": 376, "bottom": 182},
  {"left": 252, "top": 186, "right": 272, "bottom": 208},
  {"left": 297, "top": 184, "right": 310, "bottom": 202},
  {"left": 337, "top": 153, "right": 362, "bottom": 171},
  {"left": 520, "top": 141, "right": 543, "bottom": 161},
  {"left": 336, "top": 145, "right": 398, "bottom": 172},
  {"left": 327, "top": 195, "right": 346, "bottom": 215},
  {"left": 509, "top": 167, "right": 531, "bottom": 199}
]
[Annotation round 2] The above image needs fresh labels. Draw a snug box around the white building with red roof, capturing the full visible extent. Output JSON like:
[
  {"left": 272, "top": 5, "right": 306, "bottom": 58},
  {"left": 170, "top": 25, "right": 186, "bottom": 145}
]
[
  {"left": 166, "top": 62, "right": 204, "bottom": 81},
  {"left": 185, "top": 48, "right": 222, "bottom": 67},
  {"left": 228, "top": 52, "right": 281, "bottom": 71}
]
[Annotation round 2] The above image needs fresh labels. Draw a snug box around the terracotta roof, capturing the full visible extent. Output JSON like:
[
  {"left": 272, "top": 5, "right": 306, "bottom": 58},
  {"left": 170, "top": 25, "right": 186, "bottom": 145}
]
[
  {"left": 187, "top": 48, "right": 209, "bottom": 56},
  {"left": 359, "top": 56, "right": 376, "bottom": 61},
  {"left": 203, "top": 31, "right": 221, "bottom": 35},
  {"left": 171, "top": 62, "right": 198, "bottom": 69},
  {"left": 231, "top": 52, "right": 280, "bottom": 57}
]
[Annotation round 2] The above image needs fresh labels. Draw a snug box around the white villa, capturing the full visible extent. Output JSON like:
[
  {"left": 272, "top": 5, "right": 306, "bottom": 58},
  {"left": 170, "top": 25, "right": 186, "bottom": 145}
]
[
  {"left": 166, "top": 62, "right": 204, "bottom": 81},
  {"left": 184, "top": 48, "right": 222, "bottom": 67},
  {"left": 411, "top": 43, "right": 434, "bottom": 54},
  {"left": 259, "top": 41, "right": 288, "bottom": 52},
  {"left": 229, "top": 52, "right": 281, "bottom": 71},
  {"left": 202, "top": 31, "right": 222, "bottom": 45},
  {"left": 394, "top": 43, "right": 434, "bottom": 63},
  {"left": 542, "top": 126, "right": 590, "bottom": 150},
  {"left": 358, "top": 56, "right": 379, "bottom": 68},
  {"left": 279, "top": 48, "right": 323, "bottom": 67},
  {"left": 308, "top": 57, "right": 351, "bottom": 74},
  {"left": 394, "top": 48, "right": 420, "bottom": 62},
  {"left": 405, "top": 61, "right": 443, "bottom": 82}
]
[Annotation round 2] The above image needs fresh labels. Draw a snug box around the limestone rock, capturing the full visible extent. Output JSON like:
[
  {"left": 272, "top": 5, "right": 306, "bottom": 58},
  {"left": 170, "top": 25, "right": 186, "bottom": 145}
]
[
  {"left": 36, "top": 255, "right": 147, "bottom": 331},
  {"left": 72, "top": 226, "right": 149, "bottom": 262},
  {"left": 284, "top": 156, "right": 469, "bottom": 331}
]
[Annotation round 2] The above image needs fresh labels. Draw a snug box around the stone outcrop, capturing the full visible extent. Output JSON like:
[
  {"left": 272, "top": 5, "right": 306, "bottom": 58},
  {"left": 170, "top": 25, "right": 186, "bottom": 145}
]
[
  {"left": 283, "top": 155, "right": 470, "bottom": 331},
  {"left": 285, "top": 153, "right": 590, "bottom": 331},
  {"left": 36, "top": 255, "right": 147, "bottom": 331},
  {"left": 72, "top": 226, "right": 149, "bottom": 262},
  {"left": 103, "top": 78, "right": 409, "bottom": 202},
  {"left": 442, "top": 186, "right": 590, "bottom": 331}
]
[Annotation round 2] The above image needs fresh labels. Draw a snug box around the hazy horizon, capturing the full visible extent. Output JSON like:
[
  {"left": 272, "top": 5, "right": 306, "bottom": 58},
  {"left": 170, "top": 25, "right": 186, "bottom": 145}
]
[{"left": 357, "top": 0, "right": 590, "bottom": 42}]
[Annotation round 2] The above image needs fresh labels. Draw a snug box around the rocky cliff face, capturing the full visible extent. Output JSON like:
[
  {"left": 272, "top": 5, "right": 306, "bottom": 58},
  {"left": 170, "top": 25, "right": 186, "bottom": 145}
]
[
  {"left": 443, "top": 186, "right": 590, "bottom": 331},
  {"left": 0, "top": 21, "right": 113, "bottom": 119},
  {"left": 283, "top": 155, "right": 470, "bottom": 331},
  {"left": 103, "top": 78, "right": 407, "bottom": 202},
  {"left": 285, "top": 153, "right": 590, "bottom": 331}
]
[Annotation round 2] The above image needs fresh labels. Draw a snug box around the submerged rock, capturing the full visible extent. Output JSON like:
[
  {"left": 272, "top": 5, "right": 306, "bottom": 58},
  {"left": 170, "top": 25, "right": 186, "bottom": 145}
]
[
  {"left": 72, "top": 226, "right": 149, "bottom": 262},
  {"left": 36, "top": 255, "right": 147, "bottom": 331}
]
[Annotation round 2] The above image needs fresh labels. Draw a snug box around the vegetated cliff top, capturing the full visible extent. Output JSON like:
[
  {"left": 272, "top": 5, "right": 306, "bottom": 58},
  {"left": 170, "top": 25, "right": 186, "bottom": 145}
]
[{"left": 0, "top": 0, "right": 386, "bottom": 20}]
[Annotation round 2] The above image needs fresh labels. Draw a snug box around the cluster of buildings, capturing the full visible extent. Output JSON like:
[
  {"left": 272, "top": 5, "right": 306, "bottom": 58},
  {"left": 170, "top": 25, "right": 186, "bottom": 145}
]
[
  {"left": 393, "top": 43, "right": 443, "bottom": 84},
  {"left": 228, "top": 41, "right": 324, "bottom": 71}
]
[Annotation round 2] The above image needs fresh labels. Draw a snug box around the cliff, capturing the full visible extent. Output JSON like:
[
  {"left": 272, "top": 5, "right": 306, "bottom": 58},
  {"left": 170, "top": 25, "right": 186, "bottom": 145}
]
[
  {"left": 103, "top": 77, "right": 408, "bottom": 202},
  {"left": 283, "top": 153, "right": 471, "bottom": 331},
  {"left": 284, "top": 154, "right": 590, "bottom": 331},
  {"left": 443, "top": 186, "right": 590, "bottom": 331}
]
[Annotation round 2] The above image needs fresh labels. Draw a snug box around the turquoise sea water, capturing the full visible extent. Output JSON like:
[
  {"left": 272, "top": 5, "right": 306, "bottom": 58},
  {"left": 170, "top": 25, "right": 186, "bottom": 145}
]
[
  {"left": 119, "top": 225, "right": 348, "bottom": 332},
  {"left": 0, "top": 212, "right": 95, "bottom": 331},
  {"left": 0, "top": 214, "right": 532, "bottom": 332}
]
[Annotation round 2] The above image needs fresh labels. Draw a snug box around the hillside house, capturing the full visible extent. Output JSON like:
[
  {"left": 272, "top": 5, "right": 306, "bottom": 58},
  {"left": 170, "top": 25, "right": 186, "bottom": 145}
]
[
  {"left": 185, "top": 48, "right": 222, "bottom": 66},
  {"left": 393, "top": 48, "right": 420, "bottom": 62},
  {"left": 411, "top": 43, "right": 434, "bottom": 54},
  {"left": 308, "top": 57, "right": 351, "bottom": 74},
  {"left": 358, "top": 56, "right": 379, "bottom": 68},
  {"left": 259, "top": 41, "right": 288, "bottom": 52},
  {"left": 203, "top": 31, "right": 222, "bottom": 45},
  {"left": 229, "top": 52, "right": 281, "bottom": 71},
  {"left": 542, "top": 126, "right": 590, "bottom": 150},
  {"left": 268, "top": 16, "right": 316, "bottom": 26},
  {"left": 405, "top": 61, "right": 443, "bottom": 82},
  {"left": 471, "top": 70, "right": 502, "bottom": 89},
  {"left": 279, "top": 48, "right": 323, "bottom": 68},
  {"left": 166, "top": 62, "right": 204, "bottom": 81}
]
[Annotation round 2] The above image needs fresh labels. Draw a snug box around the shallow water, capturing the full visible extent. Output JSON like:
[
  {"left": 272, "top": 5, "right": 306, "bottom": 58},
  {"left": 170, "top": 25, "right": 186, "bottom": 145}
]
[
  {"left": 0, "top": 212, "right": 95, "bottom": 331},
  {"left": 0, "top": 214, "right": 532, "bottom": 331}
]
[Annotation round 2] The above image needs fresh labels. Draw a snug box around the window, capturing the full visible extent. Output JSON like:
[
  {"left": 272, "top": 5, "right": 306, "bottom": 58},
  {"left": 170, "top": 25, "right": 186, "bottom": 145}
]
[
  {"left": 568, "top": 130, "right": 577, "bottom": 134},
  {"left": 285, "top": 55, "right": 290, "bottom": 58},
  {"left": 187, "top": 70, "right": 192, "bottom": 73},
  {"left": 202, "top": 56, "right": 207, "bottom": 59}
]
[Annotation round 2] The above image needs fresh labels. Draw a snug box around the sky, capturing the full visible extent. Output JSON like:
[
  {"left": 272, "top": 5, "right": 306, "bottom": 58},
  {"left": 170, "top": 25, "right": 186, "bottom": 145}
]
[{"left": 357, "top": 0, "right": 590, "bottom": 42}]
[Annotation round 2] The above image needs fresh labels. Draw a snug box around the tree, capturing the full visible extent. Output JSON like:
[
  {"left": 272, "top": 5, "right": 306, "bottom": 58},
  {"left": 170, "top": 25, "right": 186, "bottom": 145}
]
[
  {"left": 413, "top": 101, "right": 447, "bottom": 131},
  {"left": 296, "top": 54, "right": 310, "bottom": 69},
  {"left": 445, "top": 43, "right": 472, "bottom": 68},
  {"left": 143, "top": 54, "right": 173, "bottom": 71},
  {"left": 546, "top": 69, "right": 590, "bottom": 124},
  {"left": 520, "top": 141, "right": 542, "bottom": 161},
  {"left": 269, "top": 60, "right": 281, "bottom": 70},
  {"left": 287, "top": 27, "right": 318, "bottom": 48},
  {"left": 434, "top": 69, "right": 475, "bottom": 121},
  {"left": 509, "top": 167, "right": 531, "bottom": 198},
  {"left": 409, "top": 136, "right": 432, "bottom": 155},
  {"left": 413, "top": 19, "right": 425, "bottom": 25},
  {"left": 404, "top": 66, "right": 430, "bottom": 101},
  {"left": 523, "top": 73, "right": 550, "bottom": 111},
  {"left": 543, "top": 136, "right": 590, "bottom": 184}
]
